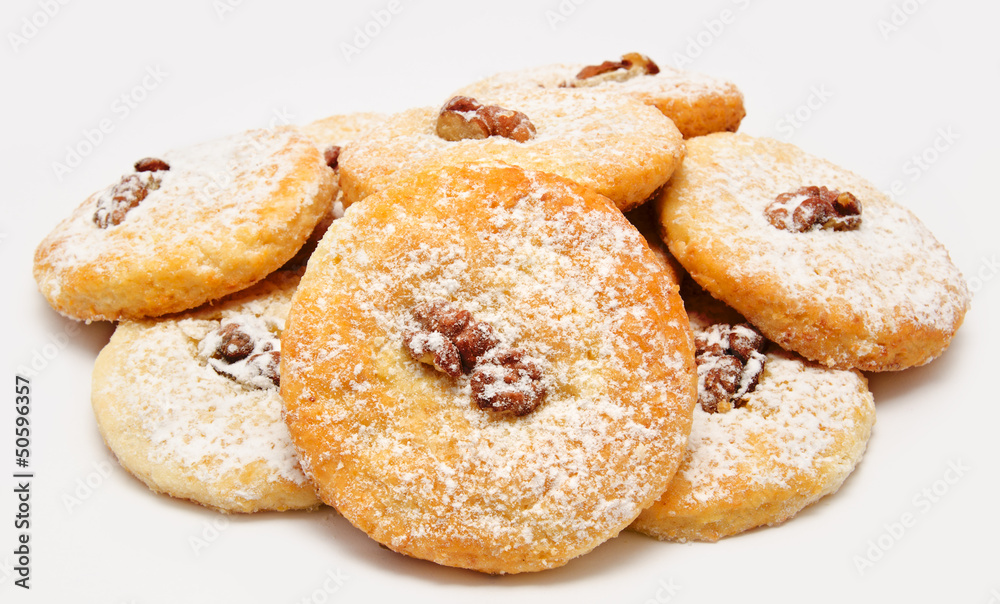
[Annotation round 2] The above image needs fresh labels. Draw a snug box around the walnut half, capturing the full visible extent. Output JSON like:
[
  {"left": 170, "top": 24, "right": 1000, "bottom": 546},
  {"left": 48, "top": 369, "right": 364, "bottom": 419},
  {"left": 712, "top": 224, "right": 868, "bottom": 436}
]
[
  {"left": 436, "top": 96, "right": 536, "bottom": 143},
  {"left": 765, "top": 186, "right": 862, "bottom": 233},
  {"left": 564, "top": 52, "right": 660, "bottom": 86},
  {"left": 470, "top": 349, "right": 546, "bottom": 417},
  {"left": 404, "top": 300, "right": 547, "bottom": 417},
  {"left": 695, "top": 323, "right": 768, "bottom": 413},
  {"left": 201, "top": 318, "right": 281, "bottom": 389},
  {"left": 93, "top": 157, "right": 170, "bottom": 228}
]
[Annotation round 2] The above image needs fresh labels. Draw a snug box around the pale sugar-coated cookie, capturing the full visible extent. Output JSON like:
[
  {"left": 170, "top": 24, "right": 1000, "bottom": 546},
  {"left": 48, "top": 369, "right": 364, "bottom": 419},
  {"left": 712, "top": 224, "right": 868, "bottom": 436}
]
[{"left": 91, "top": 270, "right": 320, "bottom": 514}]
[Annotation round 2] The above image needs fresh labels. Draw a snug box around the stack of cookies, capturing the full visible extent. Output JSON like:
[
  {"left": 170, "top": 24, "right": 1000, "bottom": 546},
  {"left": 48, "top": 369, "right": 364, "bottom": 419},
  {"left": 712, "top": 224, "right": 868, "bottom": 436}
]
[{"left": 33, "top": 53, "right": 971, "bottom": 573}]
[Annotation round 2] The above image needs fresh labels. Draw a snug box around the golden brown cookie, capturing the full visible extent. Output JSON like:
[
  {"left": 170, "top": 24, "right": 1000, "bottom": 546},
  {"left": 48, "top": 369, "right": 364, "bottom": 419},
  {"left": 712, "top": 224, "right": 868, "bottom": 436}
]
[
  {"left": 631, "top": 284, "right": 876, "bottom": 542},
  {"left": 455, "top": 53, "right": 745, "bottom": 138},
  {"left": 338, "top": 87, "right": 684, "bottom": 212},
  {"left": 655, "top": 133, "right": 970, "bottom": 371},
  {"left": 91, "top": 270, "right": 320, "bottom": 514},
  {"left": 281, "top": 162, "right": 696, "bottom": 573},
  {"left": 34, "top": 127, "right": 335, "bottom": 322}
]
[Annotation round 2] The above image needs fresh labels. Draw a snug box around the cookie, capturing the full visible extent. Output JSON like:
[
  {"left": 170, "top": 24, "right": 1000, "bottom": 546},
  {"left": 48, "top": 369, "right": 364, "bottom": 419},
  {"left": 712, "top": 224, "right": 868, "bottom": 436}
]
[
  {"left": 91, "top": 270, "right": 320, "bottom": 514},
  {"left": 655, "top": 133, "right": 970, "bottom": 371},
  {"left": 281, "top": 162, "right": 696, "bottom": 573},
  {"left": 34, "top": 127, "right": 335, "bottom": 322},
  {"left": 455, "top": 53, "right": 745, "bottom": 138},
  {"left": 631, "top": 283, "right": 876, "bottom": 542},
  {"left": 338, "top": 87, "right": 685, "bottom": 212}
]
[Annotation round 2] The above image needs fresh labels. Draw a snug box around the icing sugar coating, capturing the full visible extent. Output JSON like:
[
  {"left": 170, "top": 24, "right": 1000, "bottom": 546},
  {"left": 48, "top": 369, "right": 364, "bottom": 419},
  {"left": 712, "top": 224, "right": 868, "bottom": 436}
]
[
  {"left": 338, "top": 87, "right": 685, "bottom": 212},
  {"left": 455, "top": 61, "right": 745, "bottom": 138},
  {"left": 656, "top": 133, "right": 971, "bottom": 371},
  {"left": 631, "top": 296, "right": 876, "bottom": 542},
  {"left": 34, "top": 127, "right": 335, "bottom": 321},
  {"left": 91, "top": 270, "right": 320, "bottom": 514},
  {"left": 281, "top": 163, "right": 696, "bottom": 574}
]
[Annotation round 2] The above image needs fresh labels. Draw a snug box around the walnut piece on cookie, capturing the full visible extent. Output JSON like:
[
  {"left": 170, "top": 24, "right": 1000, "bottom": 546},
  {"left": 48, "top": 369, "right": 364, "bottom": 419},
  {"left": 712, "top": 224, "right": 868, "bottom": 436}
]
[
  {"left": 435, "top": 96, "right": 537, "bottom": 143},
  {"left": 404, "top": 299, "right": 548, "bottom": 416},
  {"left": 281, "top": 162, "right": 696, "bottom": 574}
]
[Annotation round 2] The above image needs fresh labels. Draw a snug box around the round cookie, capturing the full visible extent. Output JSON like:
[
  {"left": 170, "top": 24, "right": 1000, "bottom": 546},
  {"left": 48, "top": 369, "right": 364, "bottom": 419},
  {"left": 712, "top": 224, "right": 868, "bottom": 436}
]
[
  {"left": 655, "top": 132, "right": 970, "bottom": 371},
  {"left": 281, "top": 162, "right": 696, "bottom": 573},
  {"left": 631, "top": 284, "right": 876, "bottom": 542},
  {"left": 338, "top": 87, "right": 685, "bottom": 212},
  {"left": 34, "top": 127, "right": 335, "bottom": 322},
  {"left": 91, "top": 270, "right": 320, "bottom": 514},
  {"left": 455, "top": 53, "right": 745, "bottom": 138}
]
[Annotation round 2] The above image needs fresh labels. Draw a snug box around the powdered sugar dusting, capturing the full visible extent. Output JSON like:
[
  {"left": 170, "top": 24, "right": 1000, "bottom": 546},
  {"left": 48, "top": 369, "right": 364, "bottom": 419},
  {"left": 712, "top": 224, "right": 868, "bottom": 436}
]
[
  {"left": 34, "top": 127, "right": 329, "bottom": 323},
  {"left": 680, "top": 310, "right": 874, "bottom": 505},
  {"left": 284, "top": 165, "right": 695, "bottom": 566},
  {"left": 339, "top": 87, "right": 682, "bottom": 208},
  {"left": 93, "top": 273, "right": 311, "bottom": 507},
  {"left": 458, "top": 62, "right": 737, "bottom": 104},
  {"left": 664, "top": 134, "right": 970, "bottom": 367}
]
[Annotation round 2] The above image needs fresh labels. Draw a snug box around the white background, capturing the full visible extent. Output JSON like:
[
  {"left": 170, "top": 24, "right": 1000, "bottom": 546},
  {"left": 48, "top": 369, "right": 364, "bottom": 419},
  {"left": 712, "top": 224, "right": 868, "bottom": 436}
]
[{"left": 2, "top": 0, "right": 998, "bottom": 602}]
